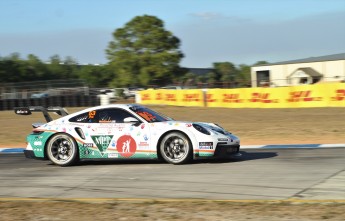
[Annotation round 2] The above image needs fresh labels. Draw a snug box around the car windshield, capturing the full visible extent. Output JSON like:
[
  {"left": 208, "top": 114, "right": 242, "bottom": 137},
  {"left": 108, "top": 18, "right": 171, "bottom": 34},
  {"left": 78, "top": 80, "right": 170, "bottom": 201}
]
[{"left": 129, "top": 106, "right": 173, "bottom": 123}]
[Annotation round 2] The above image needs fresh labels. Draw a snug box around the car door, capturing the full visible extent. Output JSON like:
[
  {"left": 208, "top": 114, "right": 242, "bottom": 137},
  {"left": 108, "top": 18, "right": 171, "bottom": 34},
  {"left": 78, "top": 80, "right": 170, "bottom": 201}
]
[
  {"left": 90, "top": 108, "right": 151, "bottom": 159},
  {"left": 69, "top": 107, "right": 152, "bottom": 159}
]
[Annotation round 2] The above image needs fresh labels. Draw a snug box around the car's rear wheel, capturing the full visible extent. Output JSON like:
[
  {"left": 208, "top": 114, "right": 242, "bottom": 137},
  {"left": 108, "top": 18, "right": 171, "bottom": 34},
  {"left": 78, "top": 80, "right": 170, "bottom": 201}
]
[
  {"left": 159, "top": 132, "right": 192, "bottom": 164},
  {"left": 46, "top": 133, "right": 78, "bottom": 166}
]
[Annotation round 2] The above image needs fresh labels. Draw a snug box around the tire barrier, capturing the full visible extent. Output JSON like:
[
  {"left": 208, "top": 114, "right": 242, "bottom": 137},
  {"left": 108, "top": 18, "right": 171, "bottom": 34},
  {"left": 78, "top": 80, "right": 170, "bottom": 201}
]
[{"left": 0, "top": 95, "right": 100, "bottom": 111}]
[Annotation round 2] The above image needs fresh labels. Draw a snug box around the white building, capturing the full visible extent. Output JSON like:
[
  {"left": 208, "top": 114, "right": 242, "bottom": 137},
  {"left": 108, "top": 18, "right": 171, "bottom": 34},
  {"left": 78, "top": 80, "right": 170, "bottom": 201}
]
[{"left": 251, "top": 53, "right": 345, "bottom": 87}]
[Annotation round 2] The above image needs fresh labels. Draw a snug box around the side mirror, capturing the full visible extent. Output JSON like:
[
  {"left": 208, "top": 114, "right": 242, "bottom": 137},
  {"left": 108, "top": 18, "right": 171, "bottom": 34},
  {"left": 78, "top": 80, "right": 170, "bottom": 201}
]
[{"left": 124, "top": 117, "right": 139, "bottom": 124}]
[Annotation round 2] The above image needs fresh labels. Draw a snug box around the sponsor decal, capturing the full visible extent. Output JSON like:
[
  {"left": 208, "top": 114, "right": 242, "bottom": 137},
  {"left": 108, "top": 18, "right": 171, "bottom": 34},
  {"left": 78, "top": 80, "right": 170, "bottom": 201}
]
[
  {"left": 138, "top": 141, "right": 150, "bottom": 150},
  {"left": 206, "top": 94, "right": 216, "bottom": 103},
  {"left": 83, "top": 143, "right": 93, "bottom": 148},
  {"left": 108, "top": 153, "right": 119, "bottom": 158},
  {"left": 91, "top": 135, "right": 113, "bottom": 155},
  {"left": 156, "top": 93, "right": 163, "bottom": 100},
  {"left": 16, "top": 109, "right": 30, "bottom": 115},
  {"left": 249, "top": 92, "right": 278, "bottom": 103},
  {"left": 92, "top": 124, "right": 125, "bottom": 135},
  {"left": 183, "top": 93, "right": 200, "bottom": 102},
  {"left": 138, "top": 112, "right": 156, "bottom": 122},
  {"left": 218, "top": 138, "right": 228, "bottom": 141},
  {"left": 33, "top": 148, "right": 43, "bottom": 152},
  {"left": 33, "top": 141, "right": 42, "bottom": 146},
  {"left": 141, "top": 93, "right": 151, "bottom": 101},
  {"left": 116, "top": 135, "right": 137, "bottom": 157},
  {"left": 165, "top": 93, "right": 177, "bottom": 101},
  {"left": 223, "top": 93, "right": 243, "bottom": 103},
  {"left": 287, "top": 90, "right": 322, "bottom": 102},
  {"left": 331, "top": 89, "right": 345, "bottom": 101},
  {"left": 139, "top": 141, "right": 149, "bottom": 146},
  {"left": 199, "top": 142, "right": 213, "bottom": 149}
]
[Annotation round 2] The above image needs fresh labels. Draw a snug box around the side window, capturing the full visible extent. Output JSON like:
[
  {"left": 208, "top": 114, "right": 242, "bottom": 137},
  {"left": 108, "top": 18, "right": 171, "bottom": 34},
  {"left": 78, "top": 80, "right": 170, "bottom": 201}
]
[
  {"left": 69, "top": 108, "right": 138, "bottom": 123},
  {"left": 69, "top": 110, "right": 96, "bottom": 123},
  {"left": 97, "top": 108, "right": 137, "bottom": 123}
]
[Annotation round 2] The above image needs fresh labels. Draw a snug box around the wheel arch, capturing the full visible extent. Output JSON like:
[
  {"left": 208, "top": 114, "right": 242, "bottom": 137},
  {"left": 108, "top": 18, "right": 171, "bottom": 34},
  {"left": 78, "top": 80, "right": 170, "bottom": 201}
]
[
  {"left": 156, "top": 129, "right": 195, "bottom": 160},
  {"left": 44, "top": 132, "right": 79, "bottom": 159}
]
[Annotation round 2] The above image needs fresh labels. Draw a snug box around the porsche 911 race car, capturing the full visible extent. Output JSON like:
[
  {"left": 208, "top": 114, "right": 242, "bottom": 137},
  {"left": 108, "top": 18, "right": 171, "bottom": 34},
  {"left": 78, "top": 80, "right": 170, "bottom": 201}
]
[{"left": 15, "top": 104, "right": 240, "bottom": 166}]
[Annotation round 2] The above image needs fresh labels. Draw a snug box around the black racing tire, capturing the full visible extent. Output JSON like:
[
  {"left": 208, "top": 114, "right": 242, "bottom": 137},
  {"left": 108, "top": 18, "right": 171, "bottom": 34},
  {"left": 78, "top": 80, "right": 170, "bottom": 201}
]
[
  {"left": 159, "top": 132, "right": 192, "bottom": 164},
  {"left": 46, "top": 133, "right": 79, "bottom": 166}
]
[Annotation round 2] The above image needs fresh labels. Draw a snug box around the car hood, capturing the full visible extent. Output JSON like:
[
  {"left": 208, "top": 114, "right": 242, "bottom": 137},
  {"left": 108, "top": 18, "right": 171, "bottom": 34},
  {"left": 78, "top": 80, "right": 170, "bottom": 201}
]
[
  {"left": 196, "top": 122, "right": 231, "bottom": 135},
  {"left": 158, "top": 121, "right": 231, "bottom": 135}
]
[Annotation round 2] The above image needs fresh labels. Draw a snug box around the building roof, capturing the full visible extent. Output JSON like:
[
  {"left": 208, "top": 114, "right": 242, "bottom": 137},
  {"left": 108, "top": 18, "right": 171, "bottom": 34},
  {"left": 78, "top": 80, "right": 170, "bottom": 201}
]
[
  {"left": 288, "top": 67, "right": 322, "bottom": 78},
  {"left": 254, "top": 53, "right": 345, "bottom": 66}
]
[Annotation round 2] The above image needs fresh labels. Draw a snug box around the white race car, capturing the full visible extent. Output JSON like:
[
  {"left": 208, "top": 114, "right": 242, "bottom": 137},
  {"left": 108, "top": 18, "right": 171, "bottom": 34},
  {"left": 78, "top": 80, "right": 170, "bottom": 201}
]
[{"left": 15, "top": 104, "right": 241, "bottom": 166}]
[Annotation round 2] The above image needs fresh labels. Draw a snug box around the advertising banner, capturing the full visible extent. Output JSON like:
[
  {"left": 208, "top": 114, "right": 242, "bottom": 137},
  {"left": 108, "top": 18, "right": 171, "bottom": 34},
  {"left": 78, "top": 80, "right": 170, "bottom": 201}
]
[
  {"left": 180, "top": 89, "right": 205, "bottom": 107},
  {"left": 327, "top": 83, "right": 345, "bottom": 107},
  {"left": 139, "top": 89, "right": 204, "bottom": 107},
  {"left": 162, "top": 89, "right": 181, "bottom": 106},
  {"left": 286, "top": 84, "right": 328, "bottom": 108},
  {"left": 247, "top": 87, "right": 289, "bottom": 108},
  {"left": 218, "top": 88, "right": 249, "bottom": 108},
  {"left": 138, "top": 83, "right": 345, "bottom": 108},
  {"left": 205, "top": 89, "right": 223, "bottom": 108},
  {"left": 139, "top": 89, "right": 158, "bottom": 105}
]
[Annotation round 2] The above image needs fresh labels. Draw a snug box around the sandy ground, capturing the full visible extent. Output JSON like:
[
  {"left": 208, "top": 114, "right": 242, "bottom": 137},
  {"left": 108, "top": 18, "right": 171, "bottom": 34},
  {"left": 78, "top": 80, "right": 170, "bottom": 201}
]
[{"left": 0, "top": 200, "right": 344, "bottom": 221}]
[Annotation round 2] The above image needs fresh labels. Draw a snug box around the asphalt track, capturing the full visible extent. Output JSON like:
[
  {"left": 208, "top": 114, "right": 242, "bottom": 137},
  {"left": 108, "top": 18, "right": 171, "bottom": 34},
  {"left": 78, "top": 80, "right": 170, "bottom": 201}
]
[{"left": 0, "top": 148, "right": 344, "bottom": 200}]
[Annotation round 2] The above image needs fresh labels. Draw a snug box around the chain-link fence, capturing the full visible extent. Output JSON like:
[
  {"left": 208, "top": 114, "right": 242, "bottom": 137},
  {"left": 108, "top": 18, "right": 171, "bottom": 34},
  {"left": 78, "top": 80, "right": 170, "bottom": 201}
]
[
  {"left": 0, "top": 79, "right": 100, "bottom": 110},
  {"left": 0, "top": 79, "right": 89, "bottom": 99}
]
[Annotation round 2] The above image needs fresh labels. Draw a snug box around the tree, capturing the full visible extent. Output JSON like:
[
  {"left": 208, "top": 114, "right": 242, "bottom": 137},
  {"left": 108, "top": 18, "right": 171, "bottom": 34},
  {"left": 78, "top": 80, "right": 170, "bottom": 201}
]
[
  {"left": 25, "top": 54, "right": 48, "bottom": 80},
  {"left": 254, "top": 61, "right": 269, "bottom": 66},
  {"left": 106, "top": 15, "right": 184, "bottom": 87},
  {"left": 78, "top": 64, "right": 114, "bottom": 87},
  {"left": 213, "top": 62, "right": 237, "bottom": 82},
  {"left": 0, "top": 53, "right": 27, "bottom": 82},
  {"left": 237, "top": 64, "right": 251, "bottom": 87},
  {"left": 207, "top": 72, "right": 217, "bottom": 85},
  {"left": 47, "top": 55, "right": 64, "bottom": 80}
]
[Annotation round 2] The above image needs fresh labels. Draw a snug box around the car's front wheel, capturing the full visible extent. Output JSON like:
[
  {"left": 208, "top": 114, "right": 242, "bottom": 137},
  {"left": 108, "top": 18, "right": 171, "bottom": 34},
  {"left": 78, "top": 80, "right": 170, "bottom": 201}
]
[
  {"left": 46, "top": 133, "right": 78, "bottom": 166},
  {"left": 159, "top": 132, "right": 192, "bottom": 164}
]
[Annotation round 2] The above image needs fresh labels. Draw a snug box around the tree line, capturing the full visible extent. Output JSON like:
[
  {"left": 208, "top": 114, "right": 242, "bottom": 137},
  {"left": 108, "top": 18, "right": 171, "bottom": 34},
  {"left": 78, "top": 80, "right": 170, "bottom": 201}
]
[{"left": 0, "top": 15, "right": 267, "bottom": 88}]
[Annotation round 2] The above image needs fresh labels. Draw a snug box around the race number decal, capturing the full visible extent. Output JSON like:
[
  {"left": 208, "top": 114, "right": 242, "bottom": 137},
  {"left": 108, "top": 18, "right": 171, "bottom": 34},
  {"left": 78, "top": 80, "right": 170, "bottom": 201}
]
[
  {"left": 89, "top": 110, "right": 96, "bottom": 119},
  {"left": 137, "top": 111, "right": 156, "bottom": 122}
]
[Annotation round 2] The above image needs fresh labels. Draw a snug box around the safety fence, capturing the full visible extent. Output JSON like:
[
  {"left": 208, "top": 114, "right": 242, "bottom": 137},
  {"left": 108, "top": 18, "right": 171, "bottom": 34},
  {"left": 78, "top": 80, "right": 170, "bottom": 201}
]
[
  {"left": 0, "top": 95, "right": 100, "bottom": 111},
  {"left": 138, "top": 83, "right": 345, "bottom": 108}
]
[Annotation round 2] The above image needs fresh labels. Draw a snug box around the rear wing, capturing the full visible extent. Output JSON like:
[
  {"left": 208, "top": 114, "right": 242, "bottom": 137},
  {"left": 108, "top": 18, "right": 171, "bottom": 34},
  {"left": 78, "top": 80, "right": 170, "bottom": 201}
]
[{"left": 14, "top": 106, "right": 69, "bottom": 122}]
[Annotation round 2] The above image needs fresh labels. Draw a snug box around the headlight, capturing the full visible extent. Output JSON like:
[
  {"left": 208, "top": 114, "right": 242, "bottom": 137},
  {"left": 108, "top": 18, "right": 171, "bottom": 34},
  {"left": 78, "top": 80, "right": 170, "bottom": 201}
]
[{"left": 192, "top": 124, "right": 211, "bottom": 135}]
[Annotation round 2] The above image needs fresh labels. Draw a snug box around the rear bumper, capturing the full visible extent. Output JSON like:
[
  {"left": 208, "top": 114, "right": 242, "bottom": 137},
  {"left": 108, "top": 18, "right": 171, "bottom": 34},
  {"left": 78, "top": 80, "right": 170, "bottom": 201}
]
[{"left": 24, "top": 150, "right": 45, "bottom": 160}]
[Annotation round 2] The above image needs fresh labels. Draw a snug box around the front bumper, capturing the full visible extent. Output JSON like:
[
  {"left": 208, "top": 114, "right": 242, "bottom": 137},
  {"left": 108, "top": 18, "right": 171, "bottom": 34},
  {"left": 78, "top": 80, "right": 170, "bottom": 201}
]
[{"left": 214, "top": 144, "right": 241, "bottom": 157}]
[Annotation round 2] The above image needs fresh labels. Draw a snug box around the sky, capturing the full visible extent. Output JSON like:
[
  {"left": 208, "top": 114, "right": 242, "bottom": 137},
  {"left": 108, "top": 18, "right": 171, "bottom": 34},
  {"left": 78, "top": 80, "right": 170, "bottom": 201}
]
[{"left": 0, "top": 0, "right": 344, "bottom": 68}]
